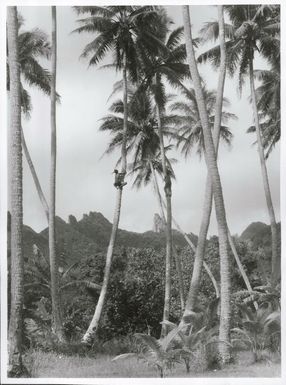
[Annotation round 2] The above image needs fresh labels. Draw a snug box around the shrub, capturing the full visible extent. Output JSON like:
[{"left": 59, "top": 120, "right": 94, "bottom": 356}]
[{"left": 231, "top": 302, "right": 281, "bottom": 361}]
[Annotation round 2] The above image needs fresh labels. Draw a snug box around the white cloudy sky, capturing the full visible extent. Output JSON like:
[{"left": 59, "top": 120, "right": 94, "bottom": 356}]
[{"left": 18, "top": 5, "right": 280, "bottom": 236}]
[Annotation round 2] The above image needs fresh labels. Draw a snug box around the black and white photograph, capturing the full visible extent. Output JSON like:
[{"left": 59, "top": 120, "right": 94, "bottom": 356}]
[{"left": 1, "top": 1, "right": 284, "bottom": 383}]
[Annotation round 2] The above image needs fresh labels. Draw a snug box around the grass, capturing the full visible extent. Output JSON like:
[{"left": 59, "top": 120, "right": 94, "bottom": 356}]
[{"left": 23, "top": 349, "right": 281, "bottom": 378}]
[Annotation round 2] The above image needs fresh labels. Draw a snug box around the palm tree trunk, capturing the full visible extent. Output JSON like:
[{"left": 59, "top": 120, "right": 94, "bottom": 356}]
[
  {"left": 152, "top": 163, "right": 219, "bottom": 299},
  {"left": 156, "top": 104, "right": 173, "bottom": 337},
  {"left": 7, "top": 6, "right": 27, "bottom": 376},
  {"left": 82, "top": 53, "right": 129, "bottom": 344},
  {"left": 227, "top": 231, "right": 257, "bottom": 305},
  {"left": 49, "top": 6, "right": 65, "bottom": 342},
  {"left": 82, "top": 189, "right": 123, "bottom": 344},
  {"left": 151, "top": 167, "right": 223, "bottom": 315},
  {"left": 150, "top": 161, "right": 185, "bottom": 312},
  {"left": 21, "top": 126, "right": 49, "bottom": 220},
  {"left": 183, "top": 5, "right": 231, "bottom": 364},
  {"left": 249, "top": 57, "right": 279, "bottom": 286},
  {"left": 180, "top": 6, "right": 227, "bottom": 318},
  {"left": 163, "top": 199, "right": 220, "bottom": 298},
  {"left": 151, "top": 161, "right": 220, "bottom": 307}
]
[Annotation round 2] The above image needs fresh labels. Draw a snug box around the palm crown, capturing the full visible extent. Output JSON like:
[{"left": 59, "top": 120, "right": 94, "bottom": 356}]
[
  {"left": 7, "top": 17, "right": 52, "bottom": 115},
  {"left": 99, "top": 87, "right": 176, "bottom": 189},
  {"left": 167, "top": 84, "right": 236, "bottom": 158},
  {"left": 73, "top": 6, "right": 168, "bottom": 82},
  {"left": 138, "top": 24, "right": 190, "bottom": 109},
  {"left": 198, "top": 5, "right": 279, "bottom": 89}
]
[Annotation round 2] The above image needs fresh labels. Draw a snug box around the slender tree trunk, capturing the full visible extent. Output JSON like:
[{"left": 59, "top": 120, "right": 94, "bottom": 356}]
[
  {"left": 150, "top": 162, "right": 185, "bottom": 312},
  {"left": 82, "top": 189, "right": 123, "bottom": 344},
  {"left": 184, "top": 6, "right": 227, "bottom": 315},
  {"left": 155, "top": 103, "right": 173, "bottom": 337},
  {"left": 183, "top": 5, "right": 231, "bottom": 363},
  {"left": 153, "top": 166, "right": 220, "bottom": 299},
  {"left": 227, "top": 231, "right": 256, "bottom": 304},
  {"left": 249, "top": 58, "right": 279, "bottom": 286},
  {"left": 7, "top": 6, "right": 27, "bottom": 377},
  {"left": 49, "top": 6, "right": 65, "bottom": 342},
  {"left": 163, "top": 199, "right": 220, "bottom": 297},
  {"left": 82, "top": 53, "right": 129, "bottom": 344},
  {"left": 21, "top": 127, "right": 49, "bottom": 220}
]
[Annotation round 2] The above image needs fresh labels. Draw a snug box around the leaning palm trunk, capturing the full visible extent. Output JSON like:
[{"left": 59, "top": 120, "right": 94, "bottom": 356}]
[
  {"left": 249, "top": 57, "right": 279, "bottom": 286},
  {"left": 21, "top": 127, "right": 49, "bottom": 220},
  {"left": 151, "top": 162, "right": 220, "bottom": 303},
  {"left": 150, "top": 162, "right": 185, "bottom": 312},
  {"left": 82, "top": 54, "right": 129, "bottom": 344},
  {"left": 183, "top": 5, "right": 231, "bottom": 363},
  {"left": 7, "top": 6, "right": 27, "bottom": 376},
  {"left": 155, "top": 104, "right": 173, "bottom": 337},
  {"left": 162, "top": 199, "right": 220, "bottom": 298},
  {"left": 49, "top": 6, "right": 65, "bottom": 342},
  {"left": 182, "top": 6, "right": 227, "bottom": 316}
]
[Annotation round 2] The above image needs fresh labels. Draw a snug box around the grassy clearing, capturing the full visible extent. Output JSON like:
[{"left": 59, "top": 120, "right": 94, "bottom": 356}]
[{"left": 23, "top": 350, "right": 281, "bottom": 378}]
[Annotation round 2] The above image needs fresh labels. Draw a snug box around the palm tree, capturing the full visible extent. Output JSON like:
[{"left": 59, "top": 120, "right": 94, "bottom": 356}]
[
  {"left": 182, "top": 4, "right": 231, "bottom": 364},
  {"left": 138, "top": 23, "right": 190, "bottom": 335},
  {"left": 198, "top": 5, "right": 280, "bottom": 286},
  {"left": 7, "top": 5, "right": 27, "bottom": 377},
  {"left": 6, "top": 22, "right": 51, "bottom": 219},
  {"left": 73, "top": 5, "right": 166, "bottom": 344},
  {"left": 49, "top": 6, "right": 65, "bottom": 342}
]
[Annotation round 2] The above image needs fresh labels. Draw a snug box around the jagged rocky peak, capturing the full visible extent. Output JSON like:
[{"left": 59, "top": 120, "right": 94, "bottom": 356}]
[{"left": 153, "top": 213, "right": 165, "bottom": 233}]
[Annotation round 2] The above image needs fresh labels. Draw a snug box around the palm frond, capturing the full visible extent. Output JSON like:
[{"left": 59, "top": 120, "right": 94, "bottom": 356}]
[
  {"left": 200, "top": 21, "right": 234, "bottom": 42},
  {"left": 73, "top": 6, "right": 114, "bottom": 18}
]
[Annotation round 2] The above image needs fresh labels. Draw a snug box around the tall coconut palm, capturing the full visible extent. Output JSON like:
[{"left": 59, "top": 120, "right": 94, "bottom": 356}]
[
  {"left": 182, "top": 5, "right": 231, "bottom": 364},
  {"left": 73, "top": 5, "right": 166, "bottom": 344},
  {"left": 48, "top": 6, "right": 65, "bottom": 342},
  {"left": 7, "top": 6, "right": 27, "bottom": 376},
  {"left": 198, "top": 5, "right": 280, "bottom": 286},
  {"left": 6, "top": 22, "right": 51, "bottom": 219},
  {"left": 138, "top": 24, "right": 190, "bottom": 335}
]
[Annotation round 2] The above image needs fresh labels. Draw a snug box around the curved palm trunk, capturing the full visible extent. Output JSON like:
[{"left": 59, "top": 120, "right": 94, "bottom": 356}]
[
  {"left": 249, "top": 58, "right": 279, "bottom": 286},
  {"left": 165, "top": 200, "right": 220, "bottom": 298},
  {"left": 227, "top": 231, "right": 257, "bottom": 306},
  {"left": 82, "top": 53, "right": 129, "bottom": 345},
  {"left": 183, "top": 5, "right": 231, "bottom": 363},
  {"left": 183, "top": 6, "right": 227, "bottom": 316},
  {"left": 21, "top": 127, "right": 49, "bottom": 220},
  {"left": 82, "top": 189, "right": 123, "bottom": 344},
  {"left": 151, "top": 162, "right": 220, "bottom": 305},
  {"left": 156, "top": 104, "right": 173, "bottom": 337},
  {"left": 49, "top": 6, "right": 65, "bottom": 342},
  {"left": 150, "top": 162, "right": 185, "bottom": 312},
  {"left": 7, "top": 6, "right": 27, "bottom": 376}
]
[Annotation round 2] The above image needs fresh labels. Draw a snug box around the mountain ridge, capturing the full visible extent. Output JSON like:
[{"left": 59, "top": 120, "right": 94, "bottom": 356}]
[{"left": 21, "top": 211, "right": 279, "bottom": 266}]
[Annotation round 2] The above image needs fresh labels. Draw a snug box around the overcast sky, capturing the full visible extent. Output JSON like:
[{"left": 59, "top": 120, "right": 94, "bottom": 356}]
[{"left": 18, "top": 5, "right": 280, "bottom": 237}]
